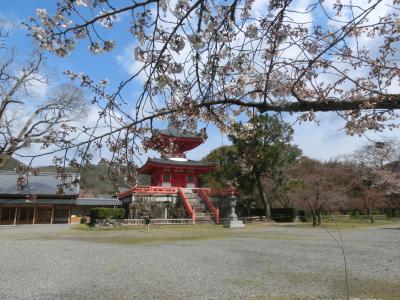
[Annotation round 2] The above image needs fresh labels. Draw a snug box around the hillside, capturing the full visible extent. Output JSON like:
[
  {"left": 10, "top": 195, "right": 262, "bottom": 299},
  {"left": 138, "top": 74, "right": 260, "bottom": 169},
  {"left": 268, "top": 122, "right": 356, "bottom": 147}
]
[{"left": 0, "top": 157, "right": 25, "bottom": 170}]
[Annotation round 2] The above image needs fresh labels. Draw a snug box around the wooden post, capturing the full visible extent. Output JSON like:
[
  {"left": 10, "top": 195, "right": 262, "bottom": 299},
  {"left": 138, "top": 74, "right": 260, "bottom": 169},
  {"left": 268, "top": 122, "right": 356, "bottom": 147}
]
[
  {"left": 13, "top": 207, "right": 18, "bottom": 226},
  {"left": 68, "top": 206, "right": 72, "bottom": 224},
  {"left": 50, "top": 206, "right": 55, "bottom": 224},
  {"left": 0, "top": 207, "right": 2, "bottom": 223},
  {"left": 32, "top": 206, "right": 37, "bottom": 225}
]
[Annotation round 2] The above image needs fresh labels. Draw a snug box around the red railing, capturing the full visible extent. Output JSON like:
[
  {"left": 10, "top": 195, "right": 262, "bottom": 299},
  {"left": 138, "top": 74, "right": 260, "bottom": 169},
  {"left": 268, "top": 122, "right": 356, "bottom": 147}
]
[
  {"left": 197, "top": 189, "right": 220, "bottom": 224},
  {"left": 178, "top": 188, "right": 196, "bottom": 224},
  {"left": 119, "top": 186, "right": 239, "bottom": 199},
  {"left": 118, "top": 186, "right": 178, "bottom": 198}
]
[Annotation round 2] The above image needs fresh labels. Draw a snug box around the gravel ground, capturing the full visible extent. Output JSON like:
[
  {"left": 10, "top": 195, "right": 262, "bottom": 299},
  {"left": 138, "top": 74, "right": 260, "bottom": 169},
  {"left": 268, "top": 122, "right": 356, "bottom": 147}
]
[{"left": 0, "top": 223, "right": 399, "bottom": 300}]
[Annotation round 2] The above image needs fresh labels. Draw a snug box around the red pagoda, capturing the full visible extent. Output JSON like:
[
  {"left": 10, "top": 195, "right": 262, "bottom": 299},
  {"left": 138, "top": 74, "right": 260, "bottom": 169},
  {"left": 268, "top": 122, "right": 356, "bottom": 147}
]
[
  {"left": 118, "top": 127, "right": 223, "bottom": 224},
  {"left": 138, "top": 128, "right": 215, "bottom": 188}
]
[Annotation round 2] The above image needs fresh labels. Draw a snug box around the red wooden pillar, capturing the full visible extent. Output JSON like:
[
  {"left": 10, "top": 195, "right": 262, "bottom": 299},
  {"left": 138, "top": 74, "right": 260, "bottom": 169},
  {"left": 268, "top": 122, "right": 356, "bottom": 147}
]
[{"left": 216, "top": 208, "right": 220, "bottom": 224}]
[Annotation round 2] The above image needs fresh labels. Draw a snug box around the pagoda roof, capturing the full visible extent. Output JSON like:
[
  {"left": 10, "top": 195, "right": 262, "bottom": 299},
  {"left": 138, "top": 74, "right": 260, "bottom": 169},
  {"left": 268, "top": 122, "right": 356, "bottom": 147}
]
[
  {"left": 138, "top": 158, "right": 215, "bottom": 174},
  {"left": 156, "top": 128, "right": 204, "bottom": 140}
]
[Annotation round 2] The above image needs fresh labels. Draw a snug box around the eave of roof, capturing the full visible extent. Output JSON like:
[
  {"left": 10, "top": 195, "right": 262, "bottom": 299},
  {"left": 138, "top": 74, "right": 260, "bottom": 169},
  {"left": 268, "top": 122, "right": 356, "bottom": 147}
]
[
  {"left": 0, "top": 198, "right": 121, "bottom": 206},
  {"left": 156, "top": 128, "right": 203, "bottom": 139},
  {"left": 138, "top": 158, "right": 215, "bottom": 174},
  {"left": 76, "top": 198, "right": 121, "bottom": 206}
]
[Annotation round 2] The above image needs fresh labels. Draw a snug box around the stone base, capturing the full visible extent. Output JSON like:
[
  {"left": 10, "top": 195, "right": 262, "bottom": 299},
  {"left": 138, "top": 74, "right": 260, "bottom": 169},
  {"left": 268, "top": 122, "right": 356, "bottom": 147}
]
[{"left": 223, "top": 220, "right": 245, "bottom": 228}]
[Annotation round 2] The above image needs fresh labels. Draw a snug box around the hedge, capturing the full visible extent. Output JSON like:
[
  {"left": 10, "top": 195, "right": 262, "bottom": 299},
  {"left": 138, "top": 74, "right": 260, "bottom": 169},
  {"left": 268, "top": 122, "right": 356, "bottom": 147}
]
[
  {"left": 271, "top": 208, "right": 298, "bottom": 222},
  {"left": 90, "top": 208, "right": 125, "bottom": 220}
]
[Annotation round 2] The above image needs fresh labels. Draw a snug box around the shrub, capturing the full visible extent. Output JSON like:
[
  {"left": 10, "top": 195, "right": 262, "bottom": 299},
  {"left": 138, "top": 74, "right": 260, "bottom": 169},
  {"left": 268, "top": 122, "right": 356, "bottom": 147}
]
[
  {"left": 90, "top": 208, "right": 125, "bottom": 220},
  {"left": 80, "top": 216, "right": 87, "bottom": 224},
  {"left": 271, "top": 208, "right": 297, "bottom": 222}
]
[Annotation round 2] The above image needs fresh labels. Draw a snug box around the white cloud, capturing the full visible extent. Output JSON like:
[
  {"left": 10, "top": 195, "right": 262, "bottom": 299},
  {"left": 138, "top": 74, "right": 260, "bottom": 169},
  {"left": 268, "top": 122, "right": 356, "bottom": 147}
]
[
  {"left": 291, "top": 112, "right": 400, "bottom": 161},
  {"left": 115, "top": 43, "right": 148, "bottom": 82}
]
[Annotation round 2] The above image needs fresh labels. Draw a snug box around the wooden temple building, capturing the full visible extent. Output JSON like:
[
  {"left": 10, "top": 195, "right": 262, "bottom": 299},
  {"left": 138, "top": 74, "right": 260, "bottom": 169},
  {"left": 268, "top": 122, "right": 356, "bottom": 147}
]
[
  {"left": 119, "top": 128, "right": 224, "bottom": 224},
  {"left": 0, "top": 171, "right": 120, "bottom": 225}
]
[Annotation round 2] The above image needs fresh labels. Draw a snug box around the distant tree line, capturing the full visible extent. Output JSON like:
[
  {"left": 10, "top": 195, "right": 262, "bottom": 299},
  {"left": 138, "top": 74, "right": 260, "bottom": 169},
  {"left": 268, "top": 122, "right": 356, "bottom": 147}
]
[{"left": 200, "top": 116, "right": 400, "bottom": 225}]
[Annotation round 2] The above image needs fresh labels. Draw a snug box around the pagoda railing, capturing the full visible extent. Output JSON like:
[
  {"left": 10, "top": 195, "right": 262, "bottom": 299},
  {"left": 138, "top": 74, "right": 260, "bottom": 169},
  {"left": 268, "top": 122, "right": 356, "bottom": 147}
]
[
  {"left": 120, "top": 219, "right": 193, "bottom": 225},
  {"left": 119, "top": 186, "right": 239, "bottom": 199},
  {"left": 118, "top": 186, "right": 178, "bottom": 198},
  {"left": 196, "top": 189, "right": 220, "bottom": 224},
  {"left": 178, "top": 188, "right": 196, "bottom": 224}
]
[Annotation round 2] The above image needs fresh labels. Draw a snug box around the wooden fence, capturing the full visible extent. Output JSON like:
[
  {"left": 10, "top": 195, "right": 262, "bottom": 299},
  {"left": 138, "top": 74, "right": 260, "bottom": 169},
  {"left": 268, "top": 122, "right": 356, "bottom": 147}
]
[
  {"left": 327, "top": 214, "right": 388, "bottom": 220},
  {"left": 120, "top": 218, "right": 194, "bottom": 225}
]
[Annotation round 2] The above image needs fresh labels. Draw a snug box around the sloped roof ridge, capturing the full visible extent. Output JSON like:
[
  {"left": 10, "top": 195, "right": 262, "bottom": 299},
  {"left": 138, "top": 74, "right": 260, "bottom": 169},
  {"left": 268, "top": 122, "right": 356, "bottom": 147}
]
[
  {"left": 147, "top": 157, "right": 215, "bottom": 166},
  {"left": 155, "top": 127, "right": 203, "bottom": 139},
  {"left": 0, "top": 170, "right": 79, "bottom": 176}
]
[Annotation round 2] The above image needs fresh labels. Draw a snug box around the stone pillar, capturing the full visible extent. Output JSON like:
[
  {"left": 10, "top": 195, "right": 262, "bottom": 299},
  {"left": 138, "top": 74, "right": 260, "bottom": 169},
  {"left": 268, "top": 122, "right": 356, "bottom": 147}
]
[
  {"left": 164, "top": 207, "right": 168, "bottom": 219},
  {"left": 129, "top": 208, "right": 133, "bottom": 219}
]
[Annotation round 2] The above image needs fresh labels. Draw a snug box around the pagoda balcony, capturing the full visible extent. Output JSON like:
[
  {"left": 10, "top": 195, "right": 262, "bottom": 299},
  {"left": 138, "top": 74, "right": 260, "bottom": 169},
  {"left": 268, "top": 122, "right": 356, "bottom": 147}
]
[{"left": 118, "top": 186, "right": 238, "bottom": 198}]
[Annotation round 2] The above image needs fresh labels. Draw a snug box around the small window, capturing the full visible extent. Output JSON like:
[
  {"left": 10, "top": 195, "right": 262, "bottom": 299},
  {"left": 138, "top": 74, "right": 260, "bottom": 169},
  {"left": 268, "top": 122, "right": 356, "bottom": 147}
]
[
  {"left": 163, "top": 174, "right": 170, "bottom": 182},
  {"left": 187, "top": 175, "right": 195, "bottom": 183}
]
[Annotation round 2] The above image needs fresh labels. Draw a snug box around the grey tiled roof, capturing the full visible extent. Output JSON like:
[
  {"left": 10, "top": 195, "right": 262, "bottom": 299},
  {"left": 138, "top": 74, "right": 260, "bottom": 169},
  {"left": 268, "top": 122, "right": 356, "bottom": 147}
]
[
  {"left": 0, "top": 171, "right": 80, "bottom": 196},
  {"left": 0, "top": 198, "right": 76, "bottom": 205},
  {"left": 156, "top": 128, "right": 202, "bottom": 139}
]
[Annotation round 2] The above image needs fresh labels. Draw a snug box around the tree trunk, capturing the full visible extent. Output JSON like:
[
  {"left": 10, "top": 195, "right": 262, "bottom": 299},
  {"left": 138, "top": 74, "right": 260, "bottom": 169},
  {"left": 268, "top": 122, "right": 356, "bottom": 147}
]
[
  {"left": 317, "top": 209, "right": 322, "bottom": 225},
  {"left": 0, "top": 152, "right": 12, "bottom": 168},
  {"left": 257, "top": 176, "right": 271, "bottom": 220},
  {"left": 311, "top": 210, "right": 317, "bottom": 226},
  {"left": 368, "top": 207, "right": 374, "bottom": 223},
  {"left": 246, "top": 205, "right": 250, "bottom": 217}
]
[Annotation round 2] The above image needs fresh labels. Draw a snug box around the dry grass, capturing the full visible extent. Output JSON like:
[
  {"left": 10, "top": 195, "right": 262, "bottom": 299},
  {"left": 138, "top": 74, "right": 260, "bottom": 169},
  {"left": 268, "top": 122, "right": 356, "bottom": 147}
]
[
  {"left": 67, "top": 222, "right": 307, "bottom": 245},
  {"left": 240, "top": 268, "right": 400, "bottom": 300},
  {"left": 284, "top": 218, "right": 400, "bottom": 230},
  {"left": 66, "top": 219, "right": 400, "bottom": 245},
  {"left": 64, "top": 223, "right": 245, "bottom": 245}
]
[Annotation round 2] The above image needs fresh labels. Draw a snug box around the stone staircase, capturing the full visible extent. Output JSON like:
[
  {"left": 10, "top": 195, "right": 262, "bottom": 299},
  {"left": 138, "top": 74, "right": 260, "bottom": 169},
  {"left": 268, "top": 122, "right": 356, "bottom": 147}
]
[{"left": 182, "top": 189, "right": 214, "bottom": 224}]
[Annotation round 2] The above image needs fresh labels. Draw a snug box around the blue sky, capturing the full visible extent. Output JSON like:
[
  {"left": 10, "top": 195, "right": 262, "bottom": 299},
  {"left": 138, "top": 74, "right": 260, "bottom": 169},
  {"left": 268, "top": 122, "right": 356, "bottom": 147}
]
[{"left": 1, "top": 1, "right": 398, "bottom": 166}]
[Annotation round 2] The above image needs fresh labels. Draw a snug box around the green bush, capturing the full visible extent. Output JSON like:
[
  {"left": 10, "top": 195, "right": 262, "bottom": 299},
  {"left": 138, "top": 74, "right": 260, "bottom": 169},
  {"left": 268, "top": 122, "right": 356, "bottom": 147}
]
[
  {"left": 90, "top": 208, "right": 125, "bottom": 220},
  {"left": 80, "top": 216, "right": 88, "bottom": 224}
]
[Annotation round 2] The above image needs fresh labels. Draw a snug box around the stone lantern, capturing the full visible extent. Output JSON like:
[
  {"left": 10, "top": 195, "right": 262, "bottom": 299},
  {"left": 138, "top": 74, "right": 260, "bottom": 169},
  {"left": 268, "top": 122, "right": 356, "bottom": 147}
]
[{"left": 223, "top": 193, "right": 245, "bottom": 228}]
